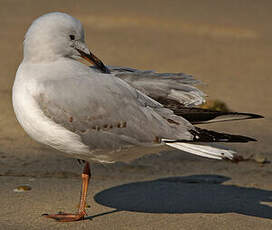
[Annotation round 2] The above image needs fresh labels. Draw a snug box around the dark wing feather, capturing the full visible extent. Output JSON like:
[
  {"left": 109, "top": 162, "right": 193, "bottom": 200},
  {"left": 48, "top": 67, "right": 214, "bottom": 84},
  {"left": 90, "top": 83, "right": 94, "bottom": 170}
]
[
  {"left": 163, "top": 127, "right": 256, "bottom": 143},
  {"left": 154, "top": 97, "right": 263, "bottom": 124}
]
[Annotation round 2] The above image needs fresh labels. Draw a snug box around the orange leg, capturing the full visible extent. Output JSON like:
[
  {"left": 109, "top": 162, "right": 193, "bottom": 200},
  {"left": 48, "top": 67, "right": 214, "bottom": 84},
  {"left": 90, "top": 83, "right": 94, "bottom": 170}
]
[{"left": 43, "top": 162, "right": 91, "bottom": 222}]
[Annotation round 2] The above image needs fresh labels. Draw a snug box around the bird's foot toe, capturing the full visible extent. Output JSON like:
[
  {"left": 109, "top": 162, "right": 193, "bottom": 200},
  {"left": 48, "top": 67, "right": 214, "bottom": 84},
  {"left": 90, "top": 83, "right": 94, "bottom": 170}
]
[{"left": 42, "top": 212, "right": 85, "bottom": 222}]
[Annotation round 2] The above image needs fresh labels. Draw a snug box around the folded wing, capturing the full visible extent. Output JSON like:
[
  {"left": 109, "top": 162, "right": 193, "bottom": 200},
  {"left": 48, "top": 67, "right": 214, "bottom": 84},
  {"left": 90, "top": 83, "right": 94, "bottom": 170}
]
[
  {"left": 108, "top": 66, "right": 206, "bottom": 107},
  {"left": 108, "top": 66, "right": 262, "bottom": 124}
]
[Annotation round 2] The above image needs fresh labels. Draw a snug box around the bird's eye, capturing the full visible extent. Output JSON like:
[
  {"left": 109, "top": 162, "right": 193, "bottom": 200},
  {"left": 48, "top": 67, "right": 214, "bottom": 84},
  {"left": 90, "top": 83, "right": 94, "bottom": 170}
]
[{"left": 69, "top": 35, "right": 75, "bottom": 40}]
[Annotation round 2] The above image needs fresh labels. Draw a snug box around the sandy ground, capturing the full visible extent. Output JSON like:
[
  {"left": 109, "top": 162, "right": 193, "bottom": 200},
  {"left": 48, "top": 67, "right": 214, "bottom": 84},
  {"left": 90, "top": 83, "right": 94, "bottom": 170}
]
[{"left": 0, "top": 0, "right": 272, "bottom": 229}]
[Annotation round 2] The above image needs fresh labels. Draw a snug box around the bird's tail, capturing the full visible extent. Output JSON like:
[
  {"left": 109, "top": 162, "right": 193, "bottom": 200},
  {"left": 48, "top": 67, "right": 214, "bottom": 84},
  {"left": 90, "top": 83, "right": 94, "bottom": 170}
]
[
  {"left": 162, "top": 127, "right": 255, "bottom": 161},
  {"left": 164, "top": 142, "right": 239, "bottom": 160}
]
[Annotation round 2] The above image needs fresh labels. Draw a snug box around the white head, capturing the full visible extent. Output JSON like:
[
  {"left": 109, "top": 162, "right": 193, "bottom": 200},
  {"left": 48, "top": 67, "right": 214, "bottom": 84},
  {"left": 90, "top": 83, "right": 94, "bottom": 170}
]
[{"left": 24, "top": 12, "right": 110, "bottom": 73}]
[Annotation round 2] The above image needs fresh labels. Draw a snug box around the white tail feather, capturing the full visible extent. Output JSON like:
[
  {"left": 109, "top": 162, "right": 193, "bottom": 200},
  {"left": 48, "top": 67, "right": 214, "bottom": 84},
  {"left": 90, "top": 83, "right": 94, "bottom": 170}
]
[{"left": 164, "top": 142, "right": 236, "bottom": 160}]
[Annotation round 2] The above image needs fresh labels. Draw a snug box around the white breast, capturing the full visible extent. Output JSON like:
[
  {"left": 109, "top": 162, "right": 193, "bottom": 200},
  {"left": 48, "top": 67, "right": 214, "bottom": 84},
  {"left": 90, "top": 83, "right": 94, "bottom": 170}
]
[{"left": 12, "top": 64, "right": 91, "bottom": 157}]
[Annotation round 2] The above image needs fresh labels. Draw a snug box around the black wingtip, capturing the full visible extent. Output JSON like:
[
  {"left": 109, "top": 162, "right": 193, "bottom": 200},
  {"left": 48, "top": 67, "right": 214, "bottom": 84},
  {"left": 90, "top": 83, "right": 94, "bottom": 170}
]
[
  {"left": 237, "top": 112, "right": 264, "bottom": 120},
  {"left": 247, "top": 113, "right": 264, "bottom": 119},
  {"left": 238, "top": 136, "right": 257, "bottom": 142},
  {"left": 189, "top": 127, "right": 258, "bottom": 143}
]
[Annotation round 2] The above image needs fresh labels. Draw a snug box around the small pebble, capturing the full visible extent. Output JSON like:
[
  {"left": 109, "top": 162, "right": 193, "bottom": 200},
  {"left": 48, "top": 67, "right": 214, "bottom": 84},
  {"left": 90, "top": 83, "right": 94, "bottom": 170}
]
[
  {"left": 13, "top": 185, "right": 32, "bottom": 192},
  {"left": 254, "top": 153, "right": 267, "bottom": 164}
]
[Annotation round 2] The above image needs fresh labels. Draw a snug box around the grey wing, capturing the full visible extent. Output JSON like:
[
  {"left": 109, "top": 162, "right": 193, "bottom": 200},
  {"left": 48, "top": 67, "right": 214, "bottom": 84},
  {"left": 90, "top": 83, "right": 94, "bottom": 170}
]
[
  {"left": 106, "top": 66, "right": 206, "bottom": 107},
  {"left": 35, "top": 73, "right": 194, "bottom": 153}
]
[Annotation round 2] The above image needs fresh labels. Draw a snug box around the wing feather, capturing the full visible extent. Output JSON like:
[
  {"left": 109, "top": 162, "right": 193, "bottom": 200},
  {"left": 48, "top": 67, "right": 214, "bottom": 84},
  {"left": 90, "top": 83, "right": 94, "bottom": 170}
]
[
  {"left": 35, "top": 70, "right": 194, "bottom": 152},
  {"left": 107, "top": 66, "right": 206, "bottom": 106}
]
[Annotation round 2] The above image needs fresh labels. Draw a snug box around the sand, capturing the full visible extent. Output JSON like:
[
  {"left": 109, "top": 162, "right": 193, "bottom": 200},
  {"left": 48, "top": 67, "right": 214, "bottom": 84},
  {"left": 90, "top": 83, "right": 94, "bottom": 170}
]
[{"left": 0, "top": 0, "right": 271, "bottom": 229}]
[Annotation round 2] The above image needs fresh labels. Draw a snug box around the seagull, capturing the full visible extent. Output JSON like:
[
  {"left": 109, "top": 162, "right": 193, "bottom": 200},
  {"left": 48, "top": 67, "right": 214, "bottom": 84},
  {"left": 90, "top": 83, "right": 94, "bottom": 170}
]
[{"left": 12, "top": 12, "right": 263, "bottom": 222}]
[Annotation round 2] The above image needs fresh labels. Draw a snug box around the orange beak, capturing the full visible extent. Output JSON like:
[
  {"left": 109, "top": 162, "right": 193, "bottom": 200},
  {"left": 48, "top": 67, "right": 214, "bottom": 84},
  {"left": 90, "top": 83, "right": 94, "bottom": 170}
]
[{"left": 76, "top": 48, "right": 110, "bottom": 74}]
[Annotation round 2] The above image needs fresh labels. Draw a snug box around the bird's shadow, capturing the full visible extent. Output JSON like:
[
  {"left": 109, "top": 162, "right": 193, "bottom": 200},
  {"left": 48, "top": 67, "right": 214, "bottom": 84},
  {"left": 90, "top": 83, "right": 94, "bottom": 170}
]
[{"left": 93, "top": 174, "right": 272, "bottom": 219}]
